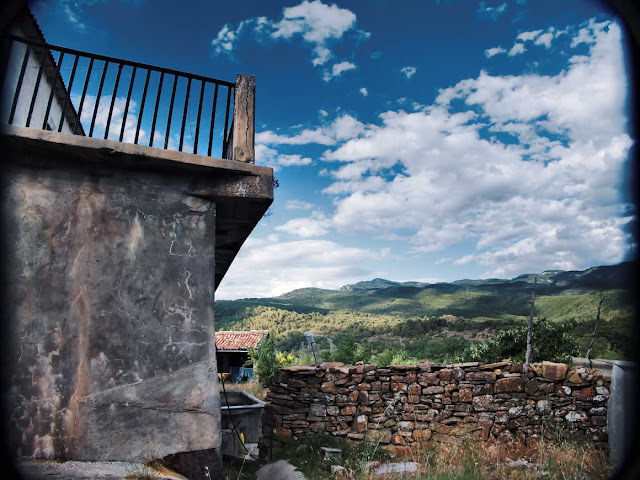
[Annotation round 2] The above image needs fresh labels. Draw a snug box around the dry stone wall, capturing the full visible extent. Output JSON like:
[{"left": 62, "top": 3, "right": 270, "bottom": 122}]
[{"left": 260, "top": 360, "right": 609, "bottom": 455}]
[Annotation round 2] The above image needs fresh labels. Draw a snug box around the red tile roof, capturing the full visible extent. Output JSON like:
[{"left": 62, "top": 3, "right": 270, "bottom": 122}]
[{"left": 215, "top": 330, "right": 268, "bottom": 351}]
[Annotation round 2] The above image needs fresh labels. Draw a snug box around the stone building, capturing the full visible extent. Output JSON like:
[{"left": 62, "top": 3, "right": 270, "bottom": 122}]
[{"left": 1, "top": 7, "right": 272, "bottom": 479}]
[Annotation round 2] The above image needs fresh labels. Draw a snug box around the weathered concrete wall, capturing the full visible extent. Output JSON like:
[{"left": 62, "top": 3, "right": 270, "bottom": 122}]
[
  {"left": 1, "top": 126, "right": 273, "bottom": 474},
  {"left": 261, "top": 361, "right": 610, "bottom": 457},
  {"left": 607, "top": 361, "right": 639, "bottom": 469},
  {"left": 4, "top": 149, "right": 219, "bottom": 462}
]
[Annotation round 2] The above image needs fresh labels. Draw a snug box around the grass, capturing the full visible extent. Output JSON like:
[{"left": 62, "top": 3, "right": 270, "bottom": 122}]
[
  {"left": 220, "top": 381, "right": 267, "bottom": 401},
  {"left": 252, "top": 437, "right": 609, "bottom": 480}
]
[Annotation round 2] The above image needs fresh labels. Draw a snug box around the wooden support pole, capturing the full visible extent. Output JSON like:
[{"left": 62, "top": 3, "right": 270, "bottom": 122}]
[{"left": 232, "top": 74, "right": 255, "bottom": 163}]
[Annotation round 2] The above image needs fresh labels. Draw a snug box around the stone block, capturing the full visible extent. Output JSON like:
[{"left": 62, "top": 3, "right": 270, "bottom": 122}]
[
  {"left": 309, "top": 404, "right": 327, "bottom": 418},
  {"left": 466, "top": 371, "right": 496, "bottom": 383},
  {"left": 542, "top": 361, "right": 567, "bottom": 381},
  {"left": 392, "top": 434, "right": 407, "bottom": 445},
  {"left": 423, "top": 386, "right": 445, "bottom": 395},
  {"left": 413, "top": 429, "right": 432, "bottom": 441},
  {"left": 408, "top": 384, "right": 422, "bottom": 395},
  {"left": 327, "top": 406, "right": 340, "bottom": 416},
  {"left": 458, "top": 388, "right": 472, "bottom": 403},
  {"left": 495, "top": 377, "right": 524, "bottom": 393},
  {"left": 365, "top": 429, "right": 392, "bottom": 444},
  {"left": 567, "top": 373, "right": 582, "bottom": 383},
  {"left": 340, "top": 406, "right": 356, "bottom": 416},
  {"left": 524, "top": 379, "right": 539, "bottom": 395},
  {"left": 418, "top": 373, "right": 439, "bottom": 385},
  {"left": 348, "top": 390, "right": 360, "bottom": 403},
  {"left": 580, "top": 386, "right": 595, "bottom": 396},
  {"left": 352, "top": 415, "right": 368, "bottom": 433},
  {"left": 274, "top": 427, "right": 292, "bottom": 443}
]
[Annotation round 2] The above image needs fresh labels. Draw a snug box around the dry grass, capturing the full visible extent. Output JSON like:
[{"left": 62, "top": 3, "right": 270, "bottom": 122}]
[
  {"left": 279, "top": 436, "right": 610, "bottom": 480},
  {"left": 385, "top": 439, "right": 610, "bottom": 480},
  {"left": 220, "top": 381, "right": 268, "bottom": 401}
]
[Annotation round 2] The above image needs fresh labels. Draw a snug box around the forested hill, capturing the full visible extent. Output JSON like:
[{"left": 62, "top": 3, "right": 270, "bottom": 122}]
[{"left": 216, "top": 261, "right": 636, "bottom": 362}]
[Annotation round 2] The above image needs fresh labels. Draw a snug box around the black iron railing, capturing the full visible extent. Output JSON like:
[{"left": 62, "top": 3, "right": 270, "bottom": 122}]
[{"left": 2, "top": 35, "right": 244, "bottom": 159}]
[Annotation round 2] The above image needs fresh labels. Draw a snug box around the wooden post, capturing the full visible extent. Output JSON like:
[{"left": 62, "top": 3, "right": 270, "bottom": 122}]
[{"left": 232, "top": 74, "right": 255, "bottom": 163}]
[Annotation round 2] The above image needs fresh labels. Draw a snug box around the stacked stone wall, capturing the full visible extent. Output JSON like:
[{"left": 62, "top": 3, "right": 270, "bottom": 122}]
[{"left": 260, "top": 360, "right": 609, "bottom": 455}]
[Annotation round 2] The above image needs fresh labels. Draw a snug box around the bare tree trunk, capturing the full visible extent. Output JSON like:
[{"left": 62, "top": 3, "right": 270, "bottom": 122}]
[
  {"left": 586, "top": 291, "right": 604, "bottom": 367},
  {"left": 524, "top": 276, "right": 537, "bottom": 372}
]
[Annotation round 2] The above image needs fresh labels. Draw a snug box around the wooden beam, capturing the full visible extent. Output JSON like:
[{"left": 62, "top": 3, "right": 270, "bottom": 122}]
[{"left": 232, "top": 74, "right": 255, "bottom": 163}]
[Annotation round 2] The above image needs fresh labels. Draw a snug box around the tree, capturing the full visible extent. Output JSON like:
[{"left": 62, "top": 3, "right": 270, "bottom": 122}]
[
  {"left": 247, "top": 336, "right": 278, "bottom": 386},
  {"left": 585, "top": 291, "right": 605, "bottom": 365},
  {"left": 325, "top": 334, "right": 373, "bottom": 365},
  {"left": 463, "top": 318, "right": 579, "bottom": 364},
  {"left": 525, "top": 276, "right": 537, "bottom": 372}
]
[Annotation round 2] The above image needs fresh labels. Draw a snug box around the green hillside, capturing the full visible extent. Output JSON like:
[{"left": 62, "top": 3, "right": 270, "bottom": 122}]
[{"left": 216, "top": 262, "right": 636, "bottom": 363}]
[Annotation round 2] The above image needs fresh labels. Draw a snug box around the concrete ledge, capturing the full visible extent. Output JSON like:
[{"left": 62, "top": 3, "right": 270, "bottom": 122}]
[
  {"left": 18, "top": 460, "right": 183, "bottom": 480},
  {"left": 2, "top": 124, "right": 273, "bottom": 288},
  {"left": 1, "top": 124, "right": 273, "bottom": 177}
]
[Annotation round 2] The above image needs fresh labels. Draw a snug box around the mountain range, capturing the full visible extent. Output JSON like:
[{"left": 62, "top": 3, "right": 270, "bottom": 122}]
[{"left": 216, "top": 261, "right": 636, "bottom": 361}]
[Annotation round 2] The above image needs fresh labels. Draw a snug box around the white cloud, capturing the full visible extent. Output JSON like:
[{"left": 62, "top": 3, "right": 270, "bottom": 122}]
[
  {"left": 257, "top": 114, "right": 365, "bottom": 146},
  {"left": 60, "top": 0, "right": 107, "bottom": 31},
  {"left": 311, "top": 19, "right": 633, "bottom": 278},
  {"left": 278, "top": 154, "right": 312, "bottom": 166},
  {"left": 323, "top": 61, "right": 356, "bottom": 81},
  {"left": 534, "top": 31, "right": 554, "bottom": 48},
  {"left": 276, "top": 212, "right": 330, "bottom": 238},
  {"left": 517, "top": 29, "right": 542, "bottom": 42},
  {"left": 478, "top": 2, "right": 507, "bottom": 21},
  {"left": 216, "top": 238, "right": 387, "bottom": 298},
  {"left": 286, "top": 200, "right": 315, "bottom": 210},
  {"left": 256, "top": 128, "right": 335, "bottom": 146},
  {"left": 400, "top": 66, "right": 417, "bottom": 79},
  {"left": 485, "top": 47, "right": 506, "bottom": 58},
  {"left": 210, "top": 0, "right": 368, "bottom": 79},
  {"left": 360, "top": 87, "right": 368, "bottom": 96},
  {"left": 272, "top": 0, "right": 358, "bottom": 65},
  {"left": 487, "top": 27, "right": 559, "bottom": 59},
  {"left": 508, "top": 43, "right": 526, "bottom": 56},
  {"left": 74, "top": 94, "right": 148, "bottom": 145},
  {"left": 255, "top": 144, "right": 311, "bottom": 170}
]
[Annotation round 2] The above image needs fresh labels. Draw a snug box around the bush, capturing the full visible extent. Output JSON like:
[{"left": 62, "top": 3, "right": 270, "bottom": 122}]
[
  {"left": 323, "top": 334, "right": 373, "bottom": 365},
  {"left": 246, "top": 336, "right": 295, "bottom": 386},
  {"left": 462, "top": 317, "right": 579, "bottom": 363},
  {"left": 375, "top": 349, "right": 419, "bottom": 367}
]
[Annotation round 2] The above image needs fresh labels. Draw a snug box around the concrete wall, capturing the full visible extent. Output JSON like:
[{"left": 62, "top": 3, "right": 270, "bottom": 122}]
[
  {"left": 607, "top": 361, "right": 639, "bottom": 470},
  {"left": 1, "top": 126, "right": 273, "bottom": 479},
  {"left": 3, "top": 142, "right": 220, "bottom": 463}
]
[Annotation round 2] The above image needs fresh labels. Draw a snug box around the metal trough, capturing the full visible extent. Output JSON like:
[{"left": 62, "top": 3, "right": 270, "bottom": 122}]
[{"left": 220, "top": 390, "right": 265, "bottom": 457}]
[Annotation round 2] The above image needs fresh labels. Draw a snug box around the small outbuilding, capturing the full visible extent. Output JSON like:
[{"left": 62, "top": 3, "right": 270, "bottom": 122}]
[{"left": 215, "top": 330, "right": 269, "bottom": 383}]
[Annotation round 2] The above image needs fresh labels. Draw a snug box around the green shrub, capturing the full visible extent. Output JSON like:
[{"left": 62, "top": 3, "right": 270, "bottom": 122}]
[
  {"left": 247, "top": 336, "right": 279, "bottom": 386},
  {"left": 462, "top": 317, "right": 579, "bottom": 363}
]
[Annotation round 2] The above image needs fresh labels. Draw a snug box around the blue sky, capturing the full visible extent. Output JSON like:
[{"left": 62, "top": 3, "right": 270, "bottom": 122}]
[{"left": 32, "top": 0, "right": 635, "bottom": 298}]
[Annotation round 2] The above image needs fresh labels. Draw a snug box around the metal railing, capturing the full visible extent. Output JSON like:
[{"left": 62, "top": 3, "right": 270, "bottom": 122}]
[{"left": 2, "top": 35, "right": 254, "bottom": 160}]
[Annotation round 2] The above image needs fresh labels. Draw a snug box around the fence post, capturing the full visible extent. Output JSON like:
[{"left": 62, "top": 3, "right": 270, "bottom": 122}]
[{"left": 232, "top": 74, "right": 255, "bottom": 163}]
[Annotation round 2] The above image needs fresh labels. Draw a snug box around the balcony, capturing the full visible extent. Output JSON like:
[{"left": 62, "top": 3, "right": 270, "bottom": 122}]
[
  {"left": 2, "top": 33, "right": 256, "bottom": 163},
  {"left": 1, "top": 26, "right": 271, "bottom": 289}
]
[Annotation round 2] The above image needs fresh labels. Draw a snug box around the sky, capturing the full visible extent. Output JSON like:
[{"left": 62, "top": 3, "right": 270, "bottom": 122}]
[{"left": 30, "top": 0, "right": 636, "bottom": 299}]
